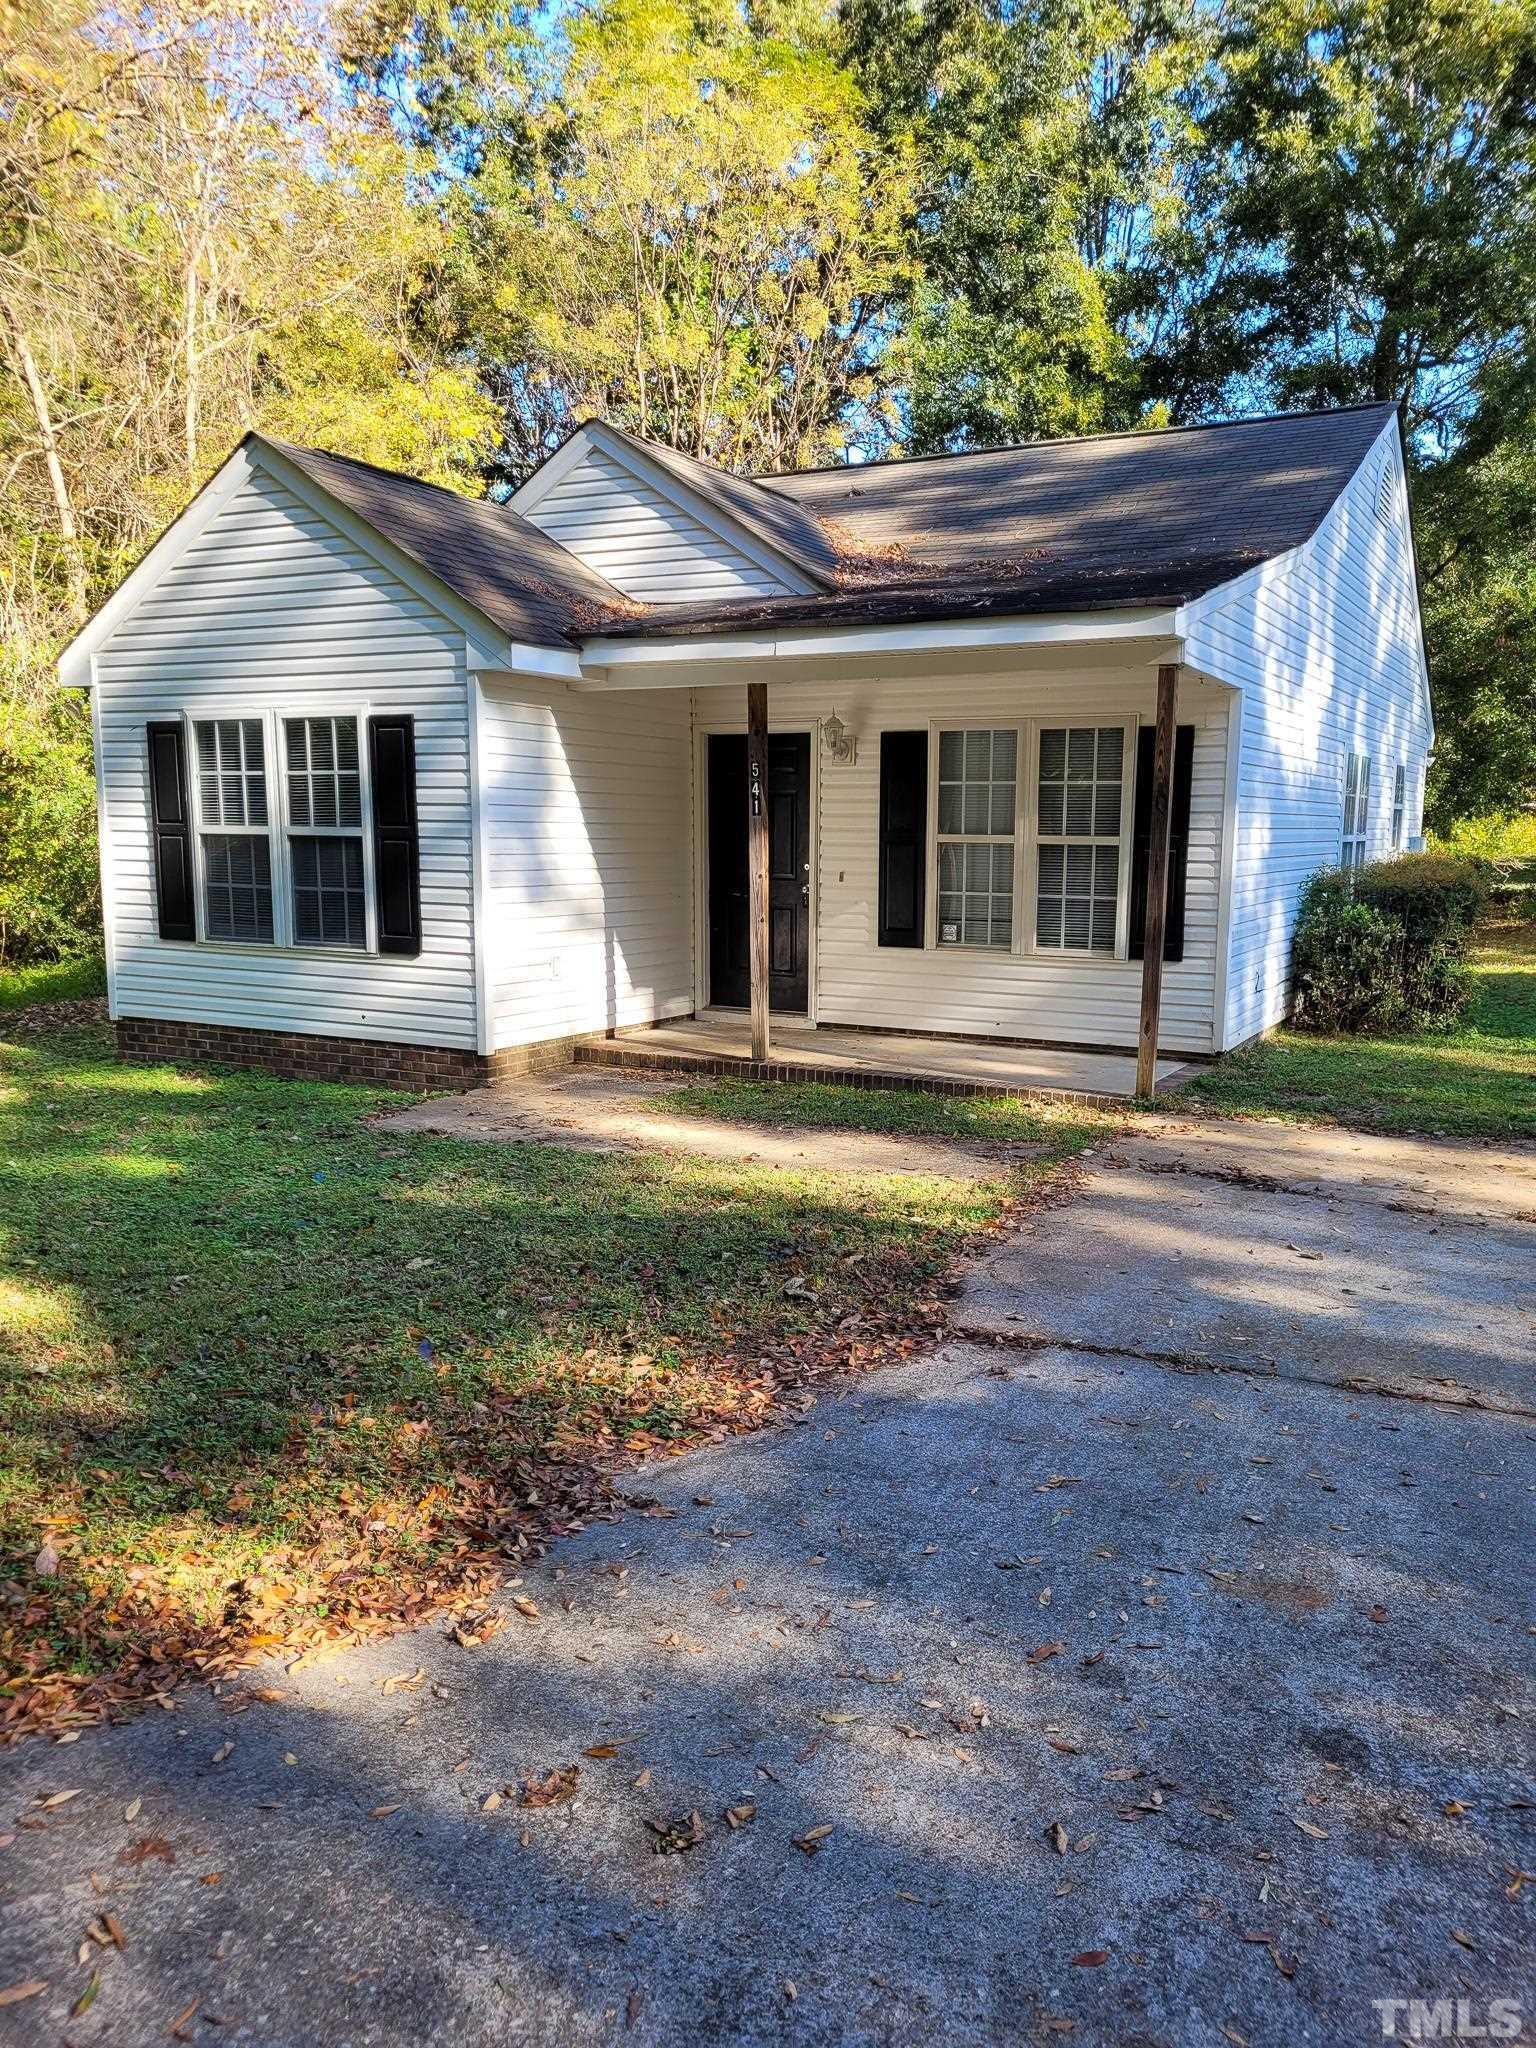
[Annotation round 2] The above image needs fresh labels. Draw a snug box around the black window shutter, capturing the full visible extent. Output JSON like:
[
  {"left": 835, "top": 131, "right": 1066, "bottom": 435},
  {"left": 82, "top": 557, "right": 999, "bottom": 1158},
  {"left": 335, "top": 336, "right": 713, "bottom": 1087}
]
[
  {"left": 878, "top": 730, "right": 928, "bottom": 947},
  {"left": 1128, "top": 723, "right": 1195, "bottom": 963},
  {"left": 368, "top": 714, "right": 421, "bottom": 956},
  {"left": 147, "top": 720, "right": 196, "bottom": 941}
]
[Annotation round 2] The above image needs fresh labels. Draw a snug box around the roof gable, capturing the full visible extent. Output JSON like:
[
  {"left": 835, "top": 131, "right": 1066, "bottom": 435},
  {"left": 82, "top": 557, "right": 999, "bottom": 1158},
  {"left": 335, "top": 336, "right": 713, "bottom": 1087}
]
[{"left": 511, "top": 422, "right": 824, "bottom": 600}]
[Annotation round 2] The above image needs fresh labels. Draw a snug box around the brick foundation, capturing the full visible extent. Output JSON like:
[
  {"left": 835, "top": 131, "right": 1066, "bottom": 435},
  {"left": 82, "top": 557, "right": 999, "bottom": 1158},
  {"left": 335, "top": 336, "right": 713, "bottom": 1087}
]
[{"left": 115, "top": 1015, "right": 492, "bottom": 1091}]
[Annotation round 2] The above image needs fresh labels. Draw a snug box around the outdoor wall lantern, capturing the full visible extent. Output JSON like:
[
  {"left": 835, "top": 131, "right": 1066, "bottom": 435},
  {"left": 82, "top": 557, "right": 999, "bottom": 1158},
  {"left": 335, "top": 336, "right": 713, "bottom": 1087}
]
[{"left": 821, "top": 710, "right": 857, "bottom": 766}]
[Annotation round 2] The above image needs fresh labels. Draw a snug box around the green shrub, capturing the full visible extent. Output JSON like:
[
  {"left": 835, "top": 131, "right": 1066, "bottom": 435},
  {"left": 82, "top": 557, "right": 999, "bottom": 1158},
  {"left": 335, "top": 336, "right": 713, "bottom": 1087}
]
[
  {"left": 1292, "top": 889, "right": 1405, "bottom": 1033},
  {"left": 1291, "top": 854, "right": 1490, "bottom": 1034},
  {"left": 0, "top": 693, "right": 101, "bottom": 964},
  {"left": 1352, "top": 850, "right": 1490, "bottom": 951}
]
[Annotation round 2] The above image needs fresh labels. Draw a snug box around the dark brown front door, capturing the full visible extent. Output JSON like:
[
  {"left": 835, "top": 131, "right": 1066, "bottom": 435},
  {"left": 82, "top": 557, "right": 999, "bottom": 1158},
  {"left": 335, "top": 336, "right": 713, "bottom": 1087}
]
[{"left": 707, "top": 732, "right": 810, "bottom": 1012}]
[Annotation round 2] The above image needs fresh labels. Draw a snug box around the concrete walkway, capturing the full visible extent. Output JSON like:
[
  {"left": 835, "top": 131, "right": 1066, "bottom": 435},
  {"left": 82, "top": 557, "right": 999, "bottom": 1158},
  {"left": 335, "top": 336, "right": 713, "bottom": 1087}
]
[{"left": 2, "top": 1120, "right": 1532, "bottom": 2047}]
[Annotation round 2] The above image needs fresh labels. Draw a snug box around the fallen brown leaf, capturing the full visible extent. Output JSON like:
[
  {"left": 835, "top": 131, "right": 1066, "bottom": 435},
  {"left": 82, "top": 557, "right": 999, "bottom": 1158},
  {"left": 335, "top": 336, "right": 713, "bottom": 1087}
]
[{"left": 520, "top": 1766, "right": 579, "bottom": 1809}]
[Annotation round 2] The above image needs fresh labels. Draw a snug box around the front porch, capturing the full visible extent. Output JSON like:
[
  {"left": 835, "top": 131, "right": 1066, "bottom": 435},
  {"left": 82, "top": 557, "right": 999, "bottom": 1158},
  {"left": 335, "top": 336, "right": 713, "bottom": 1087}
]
[{"left": 576, "top": 1012, "right": 1195, "bottom": 1104}]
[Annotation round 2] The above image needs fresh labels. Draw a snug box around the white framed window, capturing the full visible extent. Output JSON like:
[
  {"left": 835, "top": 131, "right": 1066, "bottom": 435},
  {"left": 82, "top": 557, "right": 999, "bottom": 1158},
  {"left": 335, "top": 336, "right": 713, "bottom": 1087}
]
[
  {"left": 285, "top": 715, "right": 368, "bottom": 947},
  {"left": 185, "top": 705, "right": 379, "bottom": 953},
  {"left": 934, "top": 728, "right": 1017, "bottom": 948},
  {"left": 1342, "top": 752, "right": 1372, "bottom": 868},
  {"left": 1033, "top": 724, "right": 1128, "bottom": 953},
  {"left": 1391, "top": 762, "right": 1407, "bottom": 850},
  {"left": 194, "top": 718, "right": 275, "bottom": 942},
  {"left": 926, "top": 718, "right": 1135, "bottom": 958}
]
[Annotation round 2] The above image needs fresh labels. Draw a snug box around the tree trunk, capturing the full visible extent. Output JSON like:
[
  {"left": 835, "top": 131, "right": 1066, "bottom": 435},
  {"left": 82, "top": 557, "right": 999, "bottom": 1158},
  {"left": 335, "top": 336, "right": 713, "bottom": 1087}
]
[{"left": 0, "top": 298, "right": 87, "bottom": 624}]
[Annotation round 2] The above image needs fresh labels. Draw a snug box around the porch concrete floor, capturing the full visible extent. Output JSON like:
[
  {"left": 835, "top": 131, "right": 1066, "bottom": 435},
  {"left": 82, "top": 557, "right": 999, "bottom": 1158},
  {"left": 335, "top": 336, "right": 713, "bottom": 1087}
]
[{"left": 583, "top": 1010, "right": 1191, "bottom": 1101}]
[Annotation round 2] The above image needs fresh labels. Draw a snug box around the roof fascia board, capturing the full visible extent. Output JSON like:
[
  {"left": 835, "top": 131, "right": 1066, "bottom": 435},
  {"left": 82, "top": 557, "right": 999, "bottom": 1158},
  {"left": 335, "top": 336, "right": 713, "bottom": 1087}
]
[
  {"left": 513, "top": 422, "right": 821, "bottom": 597},
  {"left": 57, "top": 442, "right": 261, "bottom": 685},
  {"left": 575, "top": 607, "right": 1183, "bottom": 684}
]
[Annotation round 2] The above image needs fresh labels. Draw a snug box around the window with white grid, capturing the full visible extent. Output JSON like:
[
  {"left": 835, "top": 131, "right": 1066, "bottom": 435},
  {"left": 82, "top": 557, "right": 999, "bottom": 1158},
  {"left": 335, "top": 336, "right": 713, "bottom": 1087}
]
[
  {"left": 1035, "top": 726, "right": 1124, "bottom": 951},
  {"left": 284, "top": 717, "right": 367, "bottom": 947},
  {"left": 194, "top": 719, "right": 273, "bottom": 941},
  {"left": 1342, "top": 752, "right": 1372, "bottom": 868},
  {"left": 1391, "top": 762, "right": 1406, "bottom": 850},
  {"left": 935, "top": 729, "right": 1017, "bottom": 946}
]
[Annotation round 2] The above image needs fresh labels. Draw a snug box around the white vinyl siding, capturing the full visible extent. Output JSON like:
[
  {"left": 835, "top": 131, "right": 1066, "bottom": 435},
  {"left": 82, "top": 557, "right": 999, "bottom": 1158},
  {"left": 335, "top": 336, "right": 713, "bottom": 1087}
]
[
  {"left": 1181, "top": 419, "right": 1432, "bottom": 1047},
  {"left": 94, "top": 464, "right": 478, "bottom": 1048},
  {"left": 478, "top": 678, "right": 694, "bottom": 1049},
  {"left": 691, "top": 663, "right": 1230, "bottom": 1055},
  {"left": 518, "top": 447, "right": 795, "bottom": 604}
]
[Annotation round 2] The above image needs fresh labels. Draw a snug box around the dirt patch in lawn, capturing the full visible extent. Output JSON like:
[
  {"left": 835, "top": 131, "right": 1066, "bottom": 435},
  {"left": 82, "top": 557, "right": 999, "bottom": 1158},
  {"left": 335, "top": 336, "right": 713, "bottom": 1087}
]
[{"left": 376, "top": 1068, "right": 1044, "bottom": 1180}]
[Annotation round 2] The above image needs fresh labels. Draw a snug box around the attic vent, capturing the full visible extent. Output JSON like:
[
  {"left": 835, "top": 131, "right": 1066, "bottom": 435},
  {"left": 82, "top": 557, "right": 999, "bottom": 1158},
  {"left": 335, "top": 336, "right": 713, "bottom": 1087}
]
[{"left": 1374, "top": 460, "right": 1398, "bottom": 528}]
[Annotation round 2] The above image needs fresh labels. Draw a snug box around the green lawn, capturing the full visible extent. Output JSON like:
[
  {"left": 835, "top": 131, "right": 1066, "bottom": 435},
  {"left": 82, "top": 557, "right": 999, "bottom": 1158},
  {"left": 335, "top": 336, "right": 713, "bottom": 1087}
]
[
  {"left": 1178, "top": 921, "right": 1536, "bottom": 1139},
  {"left": 0, "top": 1013, "right": 1058, "bottom": 1738},
  {"left": 651, "top": 1076, "right": 1114, "bottom": 1149}
]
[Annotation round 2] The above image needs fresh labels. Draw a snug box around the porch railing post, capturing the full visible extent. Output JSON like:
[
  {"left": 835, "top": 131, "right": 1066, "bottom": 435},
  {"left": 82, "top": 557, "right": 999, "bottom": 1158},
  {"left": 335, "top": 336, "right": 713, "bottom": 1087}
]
[
  {"left": 746, "top": 681, "right": 770, "bottom": 1061},
  {"left": 1136, "top": 662, "right": 1180, "bottom": 1099}
]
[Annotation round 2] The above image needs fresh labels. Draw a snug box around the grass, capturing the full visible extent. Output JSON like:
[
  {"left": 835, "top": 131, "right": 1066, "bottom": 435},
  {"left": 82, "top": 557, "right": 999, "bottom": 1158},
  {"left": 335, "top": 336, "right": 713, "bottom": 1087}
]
[
  {"left": 1178, "top": 919, "right": 1536, "bottom": 1139},
  {"left": 0, "top": 1010, "right": 1060, "bottom": 1736},
  {"left": 650, "top": 1077, "right": 1114, "bottom": 1149},
  {"left": 0, "top": 955, "right": 106, "bottom": 1011}
]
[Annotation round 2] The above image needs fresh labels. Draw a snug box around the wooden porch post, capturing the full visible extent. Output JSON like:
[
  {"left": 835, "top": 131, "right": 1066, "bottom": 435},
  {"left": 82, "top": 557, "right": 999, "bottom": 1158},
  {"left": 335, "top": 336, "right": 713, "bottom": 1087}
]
[
  {"left": 1135, "top": 662, "right": 1180, "bottom": 1099},
  {"left": 746, "top": 681, "right": 770, "bottom": 1061}
]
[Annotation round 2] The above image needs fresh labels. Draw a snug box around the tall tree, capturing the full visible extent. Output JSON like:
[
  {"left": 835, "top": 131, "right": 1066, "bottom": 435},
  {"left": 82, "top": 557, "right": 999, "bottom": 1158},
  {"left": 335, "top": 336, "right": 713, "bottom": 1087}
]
[
  {"left": 838, "top": 0, "right": 1208, "bottom": 449},
  {"left": 352, "top": 0, "right": 914, "bottom": 477}
]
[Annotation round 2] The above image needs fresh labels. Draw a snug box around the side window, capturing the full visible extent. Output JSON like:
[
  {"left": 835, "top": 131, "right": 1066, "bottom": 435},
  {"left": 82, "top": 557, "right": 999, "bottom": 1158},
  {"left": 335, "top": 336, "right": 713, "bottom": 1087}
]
[
  {"left": 194, "top": 718, "right": 274, "bottom": 942},
  {"left": 285, "top": 716, "right": 367, "bottom": 947},
  {"left": 1391, "top": 763, "right": 1406, "bottom": 851},
  {"left": 1342, "top": 752, "right": 1372, "bottom": 869}
]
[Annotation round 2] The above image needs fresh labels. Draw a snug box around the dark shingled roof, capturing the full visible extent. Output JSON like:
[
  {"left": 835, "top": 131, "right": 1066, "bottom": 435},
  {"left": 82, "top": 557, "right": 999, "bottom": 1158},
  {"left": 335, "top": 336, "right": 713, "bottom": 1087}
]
[
  {"left": 265, "top": 403, "right": 1400, "bottom": 648},
  {"left": 264, "top": 437, "right": 629, "bottom": 647}
]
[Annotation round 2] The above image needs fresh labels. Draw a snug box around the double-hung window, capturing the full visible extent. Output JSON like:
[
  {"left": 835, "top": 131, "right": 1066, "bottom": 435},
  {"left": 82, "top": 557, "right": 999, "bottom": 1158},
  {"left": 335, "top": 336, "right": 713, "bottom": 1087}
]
[
  {"left": 1342, "top": 752, "right": 1372, "bottom": 868},
  {"left": 1391, "top": 763, "right": 1406, "bottom": 851},
  {"left": 187, "top": 710, "right": 373, "bottom": 950},
  {"left": 285, "top": 715, "right": 367, "bottom": 947},
  {"left": 1034, "top": 725, "right": 1125, "bottom": 952},
  {"left": 195, "top": 718, "right": 274, "bottom": 942},
  {"left": 935, "top": 729, "right": 1017, "bottom": 948}
]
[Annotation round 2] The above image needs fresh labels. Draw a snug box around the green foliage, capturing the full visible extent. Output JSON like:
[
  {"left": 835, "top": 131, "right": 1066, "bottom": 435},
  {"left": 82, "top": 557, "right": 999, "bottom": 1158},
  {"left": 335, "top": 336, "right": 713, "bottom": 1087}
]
[
  {"left": 0, "top": 694, "right": 100, "bottom": 964},
  {"left": 359, "top": 0, "right": 912, "bottom": 474},
  {"left": 1432, "top": 813, "right": 1536, "bottom": 867},
  {"left": 1291, "top": 856, "right": 1490, "bottom": 1034},
  {"left": 841, "top": 0, "right": 1205, "bottom": 448},
  {"left": 1291, "top": 887, "right": 1405, "bottom": 1034}
]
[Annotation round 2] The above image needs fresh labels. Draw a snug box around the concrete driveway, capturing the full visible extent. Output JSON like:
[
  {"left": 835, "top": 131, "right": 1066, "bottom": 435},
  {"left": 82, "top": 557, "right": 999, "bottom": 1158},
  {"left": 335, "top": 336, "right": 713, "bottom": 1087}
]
[{"left": 2, "top": 1119, "right": 1532, "bottom": 2047}]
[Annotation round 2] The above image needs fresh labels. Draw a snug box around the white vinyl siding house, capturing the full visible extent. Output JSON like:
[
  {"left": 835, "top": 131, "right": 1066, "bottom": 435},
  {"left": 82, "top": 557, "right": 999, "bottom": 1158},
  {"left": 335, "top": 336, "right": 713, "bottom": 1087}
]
[{"left": 63, "top": 402, "right": 1431, "bottom": 1088}]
